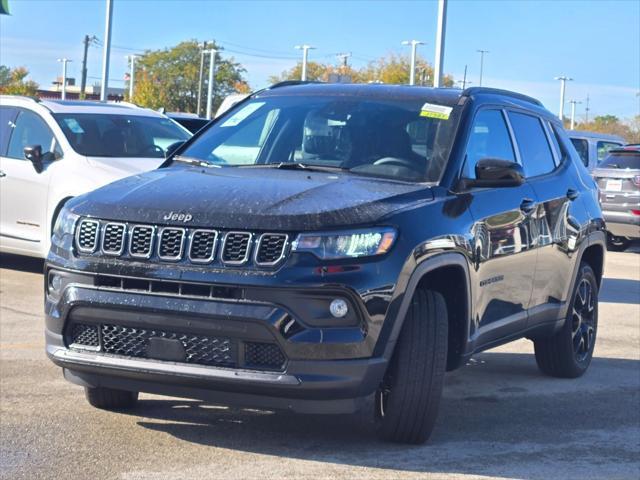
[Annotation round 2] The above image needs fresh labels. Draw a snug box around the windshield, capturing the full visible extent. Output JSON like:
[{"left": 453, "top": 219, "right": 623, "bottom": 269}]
[
  {"left": 179, "top": 94, "right": 461, "bottom": 182},
  {"left": 54, "top": 113, "right": 191, "bottom": 158},
  {"left": 600, "top": 151, "right": 640, "bottom": 169}
]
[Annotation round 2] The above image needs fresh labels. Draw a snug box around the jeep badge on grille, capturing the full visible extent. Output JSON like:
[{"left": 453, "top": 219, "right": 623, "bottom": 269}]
[{"left": 163, "top": 211, "right": 193, "bottom": 223}]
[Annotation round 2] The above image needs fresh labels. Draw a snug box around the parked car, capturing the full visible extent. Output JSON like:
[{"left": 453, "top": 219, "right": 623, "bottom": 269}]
[
  {"left": 568, "top": 130, "right": 625, "bottom": 170},
  {"left": 45, "top": 84, "right": 605, "bottom": 444},
  {"left": 592, "top": 145, "right": 640, "bottom": 250},
  {"left": 165, "top": 112, "right": 209, "bottom": 133},
  {"left": 0, "top": 96, "right": 191, "bottom": 258}
]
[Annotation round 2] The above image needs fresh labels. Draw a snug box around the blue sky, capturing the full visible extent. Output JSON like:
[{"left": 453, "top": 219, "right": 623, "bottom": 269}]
[{"left": 1, "top": 0, "right": 639, "bottom": 119}]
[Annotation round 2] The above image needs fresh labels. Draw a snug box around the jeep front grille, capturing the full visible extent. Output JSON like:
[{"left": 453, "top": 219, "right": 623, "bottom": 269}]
[
  {"left": 76, "top": 219, "right": 99, "bottom": 253},
  {"left": 73, "top": 218, "right": 289, "bottom": 267},
  {"left": 101, "top": 223, "right": 126, "bottom": 255},
  {"left": 222, "top": 232, "right": 252, "bottom": 264}
]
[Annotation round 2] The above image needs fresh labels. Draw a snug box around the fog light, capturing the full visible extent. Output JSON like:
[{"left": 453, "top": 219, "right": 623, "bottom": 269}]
[
  {"left": 49, "top": 273, "right": 63, "bottom": 293},
  {"left": 329, "top": 298, "right": 349, "bottom": 318}
]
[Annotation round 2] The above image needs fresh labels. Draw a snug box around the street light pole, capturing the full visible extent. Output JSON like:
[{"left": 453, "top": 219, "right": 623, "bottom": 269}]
[
  {"left": 569, "top": 100, "right": 581, "bottom": 130},
  {"left": 401, "top": 40, "right": 425, "bottom": 86},
  {"left": 476, "top": 49, "right": 489, "bottom": 87},
  {"left": 555, "top": 75, "right": 573, "bottom": 121},
  {"left": 127, "top": 55, "right": 137, "bottom": 100},
  {"left": 295, "top": 45, "right": 315, "bottom": 81},
  {"left": 57, "top": 58, "right": 71, "bottom": 100},
  {"left": 433, "top": 0, "right": 447, "bottom": 88},
  {"left": 204, "top": 49, "right": 217, "bottom": 120},
  {"left": 100, "top": 0, "right": 114, "bottom": 101},
  {"left": 197, "top": 41, "right": 208, "bottom": 117}
]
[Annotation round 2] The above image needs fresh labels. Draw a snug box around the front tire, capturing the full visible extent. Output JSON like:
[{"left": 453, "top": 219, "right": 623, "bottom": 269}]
[
  {"left": 85, "top": 387, "right": 138, "bottom": 410},
  {"left": 376, "top": 289, "right": 448, "bottom": 444},
  {"left": 534, "top": 262, "right": 598, "bottom": 378}
]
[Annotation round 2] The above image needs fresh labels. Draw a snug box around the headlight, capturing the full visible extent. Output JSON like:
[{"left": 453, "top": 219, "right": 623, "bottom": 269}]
[
  {"left": 52, "top": 205, "right": 79, "bottom": 239},
  {"left": 292, "top": 227, "right": 397, "bottom": 260}
]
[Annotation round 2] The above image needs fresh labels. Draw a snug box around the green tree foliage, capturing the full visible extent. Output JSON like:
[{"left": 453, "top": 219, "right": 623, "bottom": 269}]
[
  {"left": 269, "top": 53, "right": 454, "bottom": 87},
  {"left": 0, "top": 65, "right": 39, "bottom": 96},
  {"left": 131, "top": 40, "right": 249, "bottom": 113},
  {"left": 573, "top": 114, "right": 640, "bottom": 143}
]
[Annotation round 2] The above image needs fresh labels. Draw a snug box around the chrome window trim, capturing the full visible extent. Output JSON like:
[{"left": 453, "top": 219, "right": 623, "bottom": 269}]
[
  {"left": 221, "top": 231, "right": 253, "bottom": 265},
  {"left": 100, "top": 222, "right": 127, "bottom": 256},
  {"left": 75, "top": 219, "right": 100, "bottom": 254},
  {"left": 254, "top": 233, "right": 289, "bottom": 267},
  {"left": 157, "top": 226, "right": 186, "bottom": 262},
  {"left": 128, "top": 224, "right": 156, "bottom": 259},
  {"left": 188, "top": 229, "right": 218, "bottom": 264}
]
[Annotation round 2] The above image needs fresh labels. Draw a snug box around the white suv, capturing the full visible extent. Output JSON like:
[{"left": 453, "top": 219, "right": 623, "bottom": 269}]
[{"left": 0, "top": 96, "right": 191, "bottom": 258}]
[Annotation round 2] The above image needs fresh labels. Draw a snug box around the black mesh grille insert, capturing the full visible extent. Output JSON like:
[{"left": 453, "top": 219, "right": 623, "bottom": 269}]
[
  {"left": 189, "top": 230, "right": 217, "bottom": 262},
  {"left": 244, "top": 342, "right": 286, "bottom": 370},
  {"left": 76, "top": 220, "right": 99, "bottom": 252},
  {"left": 102, "top": 223, "right": 126, "bottom": 254},
  {"left": 256, "top": 234, "right": 288, "bottom": 265},
  {"left": 101, "top": 324, "right": 236, "bottom": 367},
  {"left": 129, "top": 225, "right": 154, "bottom": 257},
  {"left": 70, "top": 324, "right": 99, "bottom": 347},
  {"left": 222, "top": 232, "right": 251, "bottom": 263},
  {"left": 158, "top": 228, "right": 185, "bottom": 260}
]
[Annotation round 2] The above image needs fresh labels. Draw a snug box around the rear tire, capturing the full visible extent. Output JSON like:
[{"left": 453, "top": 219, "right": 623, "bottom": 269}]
[
  {"left": 534, "top": 262, "right": 598, "bottom": 378},
  {"left": 85, "top": 387, "right": 138, "bottom": 410},
  {"left": 375, "top": 289, "right": 448, "bottom": 444},
  {"left": 606, "top": 234, "right": 630, "bottom": 252}
]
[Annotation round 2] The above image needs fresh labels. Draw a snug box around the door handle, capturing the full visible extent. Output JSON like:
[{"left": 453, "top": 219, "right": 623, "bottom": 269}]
[
  {"left": 0, "top": 170, "right": 5, "bottom": 178},
  {"left": 520, "top": 198, "right": 536, "bottom": 214},
  {"left": 566, "top": 188, "right": 579, "bottom": 201}
]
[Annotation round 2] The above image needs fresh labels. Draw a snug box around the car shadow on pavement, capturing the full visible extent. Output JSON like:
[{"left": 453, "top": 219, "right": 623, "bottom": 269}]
[
  {"left": 0, "top": 253, "right": 44, "bottom": 274},
  {"left": 600, "top": 277, "right": 640, "bottom": 304},
  {"left": 125, "top": 352, "right": 640, "bottom": 479}
]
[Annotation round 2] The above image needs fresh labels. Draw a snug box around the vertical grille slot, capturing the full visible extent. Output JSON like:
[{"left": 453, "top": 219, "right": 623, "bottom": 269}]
[
  {"left": 158, "top": 227, "right": 185, "bottom": 261},
  {"left": 221, "top": 232, "right": 252, "bottom": 264},
  {"left": 101, "top": 223, "right": 126, "bottom": 255},
  {"left": 188, "top": 229, "right": 218, "bottom": 263},
  {"left": 255, "top": 233, "right": 288, "bottom": 266},
  {"left": 75, "top": 219, "right": 100, "bottom": 253},
  {"left": 129, "top": 225, "right": 155, "bottom": 258}
]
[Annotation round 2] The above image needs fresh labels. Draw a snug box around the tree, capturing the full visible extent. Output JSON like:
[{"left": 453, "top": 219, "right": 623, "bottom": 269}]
[
  {"left": 575, "top": 114, "right": 639, "bottom": 143},
  {"left": 0, "top": 65, "right": 39, "bottom": 96},
  {"left": 131, "top": 40, "right": 249, "bottom": 113}
]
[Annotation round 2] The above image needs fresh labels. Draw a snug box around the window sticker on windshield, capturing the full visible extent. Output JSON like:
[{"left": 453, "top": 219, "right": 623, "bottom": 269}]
[
  {"left": 220, "top": 102, "right": 265, "bottom": 127},
  {"left": 64, "top": 118, "right": 85, "bottom": 134},
  {"left": 420, "top": 103, "right": 452, "bottom": 120}
]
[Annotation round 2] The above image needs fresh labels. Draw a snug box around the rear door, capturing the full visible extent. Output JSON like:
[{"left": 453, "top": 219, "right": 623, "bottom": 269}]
[{"left": 464, "top": 108, "right": 538, "bottom": 344}]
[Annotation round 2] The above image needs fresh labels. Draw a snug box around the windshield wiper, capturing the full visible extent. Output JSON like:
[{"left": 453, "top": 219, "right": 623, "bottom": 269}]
[
  {"left": 237, "top": 162, "right": 349, "bottom": 173},
  {"left": 173, "top": 156, "right": 220, "bottom": 168}
]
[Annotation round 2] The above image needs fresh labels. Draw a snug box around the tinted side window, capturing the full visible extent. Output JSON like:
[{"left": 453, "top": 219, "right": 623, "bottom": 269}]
[
  {"left": 7, "top": 110, "right": 55, "bottom": 160},
  {"left": 597, "top": 141, "right": 622, "bottom": 163},
  {"left": 0, "top": 106, "right": 18, "bottom": 156},
  {"left": 570, "top": 138, "right": 589, "bottom": 167},
  {"left": 463, "top": 109, "right": 515, "bottom": 179},
  {"left": 508, "top": 111, "right": 556, "bottom": 177}
]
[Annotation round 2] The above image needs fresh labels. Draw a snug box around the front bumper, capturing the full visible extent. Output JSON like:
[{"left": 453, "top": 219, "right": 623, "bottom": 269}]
[{"left": 45, "top": 267, "right": 390, "bottom": 413}]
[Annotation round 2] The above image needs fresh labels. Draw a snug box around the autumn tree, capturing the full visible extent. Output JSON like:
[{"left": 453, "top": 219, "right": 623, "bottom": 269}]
[
  {"left": 574, "top": 114, "right": 640, "bottom": 143},
  {"left": 131, "top": 40, "right": 250, "bottom": 113},
  {"left": 0, "top": 65, "right": 39, "bottom": 96}
]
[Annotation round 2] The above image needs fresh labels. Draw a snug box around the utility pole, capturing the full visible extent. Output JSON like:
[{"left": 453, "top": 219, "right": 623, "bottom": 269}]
[
  {"left": 197, "top": 41, "right": 208, "bottom": 117},
  {"left": 585, "top": 93, "right": 590, "bottom": 123},
  {"left": 204, "top": 49, "right": 217, "bottom": 120},
  {"left": 127, "top": 55, "right": 137, "bottom": 100},
  {"left": 569, "top": 100, "right": 581, "bottom": 130},
  {"left": 401, "top": 40, "right": 425, "bottom": 86},
  {"left": 462, "top": 64, "right": 468, "bottom": 89},
  {"left": 554, "top": 75, "right": 573, "bottom": 121},
  {"left": 477, "top": 50, "right": 489, "bottom": 87},
  {"left": 100, "top": 0, "right": 114, "bottom": 101},
  {"left": 57, "top": 58, "right": 71, "bottom": 100},
  {"left": 80, "top": 35, "right": 97, "bottom": 98},
  {"left": 433, "top": 0, "right": 447, "bottom": 88},
  {"left": 336, "top": 52, "right": 351, "bottom": 69},
  {"left": 295, "top": 45, "right": 315, "bottom": 81}
]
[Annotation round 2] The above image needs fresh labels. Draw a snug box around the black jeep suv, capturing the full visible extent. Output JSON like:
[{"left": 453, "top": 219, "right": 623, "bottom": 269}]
[{"left": 46, "top": 83, "right": 606, "bottom": 444}]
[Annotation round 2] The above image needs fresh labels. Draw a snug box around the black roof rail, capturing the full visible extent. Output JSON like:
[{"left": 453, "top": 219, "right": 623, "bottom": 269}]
[
  {"left": 461, "top": 87, "right": 543, "bottom": 107},
  {"left": 267, "top": 80, "right": 322, "bottom": 90}
]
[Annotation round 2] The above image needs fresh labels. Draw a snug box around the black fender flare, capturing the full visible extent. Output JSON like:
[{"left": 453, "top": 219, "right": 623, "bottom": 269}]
[{"left": 378, "top": 251, "right": 472, "bottom": 362}]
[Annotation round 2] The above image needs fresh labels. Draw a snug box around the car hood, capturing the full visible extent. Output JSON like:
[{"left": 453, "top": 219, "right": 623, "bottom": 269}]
[
  {"left": 86, "top": 156, "right": 166, "bottom": 178},
  {"left": 70, "top": 165, "right": 434, "bottom": 230}
]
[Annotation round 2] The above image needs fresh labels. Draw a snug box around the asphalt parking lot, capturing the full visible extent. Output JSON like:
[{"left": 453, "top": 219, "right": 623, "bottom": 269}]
[{"left": 1, "top": 248, "right": 639, "bottom": 480}]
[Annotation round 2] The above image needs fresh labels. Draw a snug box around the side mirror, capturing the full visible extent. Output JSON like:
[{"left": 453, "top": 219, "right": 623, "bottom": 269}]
[
  {"left": 24, "top": 145, "right": 44, "bottom": 173},
  {"left": 165, "top": 141, "right": 185, "bottom": 158},
  {"left": 462, "top": 158, "right": 524, "bottom": 189}
]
